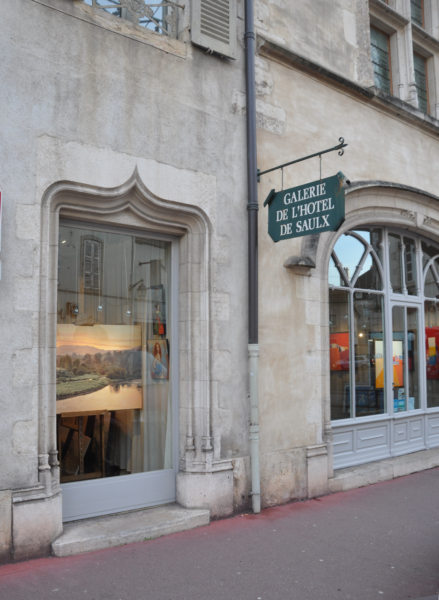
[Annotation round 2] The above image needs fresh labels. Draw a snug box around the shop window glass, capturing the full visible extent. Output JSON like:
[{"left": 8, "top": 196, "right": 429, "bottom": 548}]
[
  {"left": 329, "top": 255, "right": 342, "bottom": 287},
  {"left": 388, "top": 233, "right": 403, "bottom": 293},
  {"left": 329, "top": 289, "right": 351, "bottom": 420},
  {"left": 354, "top": 253, "right": 383, "bottom": 291},
  {"left": 57, "top": 226, "right": 172, "bottom": 483},
  {"left": 370, "top": 27, "right": 392, "bottom": 94},
  {"left": 333, "top": 234, "right": 366, "bottom": 283},
  {"left": 392, "top": 306, "right": 420, "bottom": 412},
  {"left": 407, "top": 307, "right": 420, "bottom": 409},
  {"left": 403, "top": 237, "right": 418, "bottom": 296},
  {"left": 425, "top": 301, "right": 439, "bottom": 408},
  {"left": 424, "top": 263, "right": 439, "bottom": 299},
  {"left": 422, "top": 241, "right": 438, "bottom": 269},
  {"left": 354, "top": 293, "right": 386, "bottom": 417}
]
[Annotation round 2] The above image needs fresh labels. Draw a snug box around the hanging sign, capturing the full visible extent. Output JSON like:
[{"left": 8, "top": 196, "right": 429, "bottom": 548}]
[{"left": 264, "top": 172, "right": 347, "bottom": 243}]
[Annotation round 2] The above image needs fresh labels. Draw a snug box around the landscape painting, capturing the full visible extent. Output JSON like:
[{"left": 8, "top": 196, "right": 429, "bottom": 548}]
[{"left": 56, "top": 325, "right": 143, "bottom": 414}]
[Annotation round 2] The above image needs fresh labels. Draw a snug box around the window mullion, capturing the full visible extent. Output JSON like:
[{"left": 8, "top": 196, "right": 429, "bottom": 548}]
[{"left": 350, "top": 288, "right": 356, "bottom": 419}]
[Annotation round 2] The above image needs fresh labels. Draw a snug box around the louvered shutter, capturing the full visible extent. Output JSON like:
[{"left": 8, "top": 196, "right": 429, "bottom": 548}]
[{"left": 191, "top": 0, "right": 237, "bottom": 59}]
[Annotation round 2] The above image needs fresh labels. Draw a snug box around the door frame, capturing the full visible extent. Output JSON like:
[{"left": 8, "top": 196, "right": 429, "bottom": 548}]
[{"left": 59, "top": 219, "right": 180, "bottom": 522}]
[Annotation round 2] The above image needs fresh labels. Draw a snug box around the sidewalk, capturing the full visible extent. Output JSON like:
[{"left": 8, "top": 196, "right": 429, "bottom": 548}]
[{"left": 1, "top": 468, "right": 438, "bottom": 600}]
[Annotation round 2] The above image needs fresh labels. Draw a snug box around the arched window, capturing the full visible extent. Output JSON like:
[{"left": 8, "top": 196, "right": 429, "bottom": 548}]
[{"left": 329, "top": 227, "right": 439, "bottom": 468}]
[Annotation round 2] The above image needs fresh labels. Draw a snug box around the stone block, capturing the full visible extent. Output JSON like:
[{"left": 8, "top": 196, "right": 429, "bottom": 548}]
[
  {"left": 232, "top": 456, "right": 251, "bottom": 512},
  {"left": 52, "top": 504, "right": 209, "bottom": 558},
  {"left": 176, "top": 470, "right": 233, "bottom": 518},
  {"left": 0, "top": 491, "right": 12, "bottom": 564},
  {"left": 12, "top": 493, "right": 62, "bottom": 562},
  {"left": 260, "top": 449, "right": 307, "bottom": 508},
  {"left": 306, "top": 444, "right": 329, "bottom": 498}
]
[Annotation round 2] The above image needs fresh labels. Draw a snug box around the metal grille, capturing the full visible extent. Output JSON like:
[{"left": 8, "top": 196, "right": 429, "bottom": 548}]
[
  {"left": 411, "top": 0, "right": 423, "bottom": 27},
  {"left": 200, "top": 0, "right": 230, "bottom": 44},
  {"left": 84, "top": 0, "right": 184, "bottom": 38}
]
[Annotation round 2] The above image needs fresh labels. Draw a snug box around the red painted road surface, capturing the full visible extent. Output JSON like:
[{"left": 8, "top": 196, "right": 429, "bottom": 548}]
[{"left": 1, "top": 468, "right": 439, "bottom": 600}]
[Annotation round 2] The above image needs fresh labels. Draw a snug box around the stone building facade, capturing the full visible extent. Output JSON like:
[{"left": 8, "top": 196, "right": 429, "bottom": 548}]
[{"left": 1, "top": 0, "right": 439, "bottom": 562}]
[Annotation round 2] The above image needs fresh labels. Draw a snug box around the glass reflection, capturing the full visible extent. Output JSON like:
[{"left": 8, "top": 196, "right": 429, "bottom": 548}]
[
  {"left": 425, "top": 301, "right": 439, "bottom": 408},
  {"left": 422, "top": 241, "right": 438, "bottom": 269},
  {"left": 333, "top": 234, "right": 366, "bottom": 283},
  {"left": 57, "top": 226, "right": 172, "bottom": 483},
  {"left": 329, "top": 255, "right": 343, "bottom": 287},
  {"left": 407, "top": 307, "right": 419, "bottom": 409},
  {"left": 355, "top": 253, "right": 382, "bottom": 291},
  {"left": 424, "top": 265, "right": 439, "bottom": 299},
  {"left": 354, "top": 293, "right": 385, "bottom": 417},
  {"left": 329, "top": 289, "right": 351, "bottom": 420},
  {"left": 389, "top": 234, "right": 403, "bottom": 294},
  {"left": 403, "top": 237, "right": 418, "bottom": 296},
  {"left": 392, "top": 306, "right": 406, "bottom": 412}
]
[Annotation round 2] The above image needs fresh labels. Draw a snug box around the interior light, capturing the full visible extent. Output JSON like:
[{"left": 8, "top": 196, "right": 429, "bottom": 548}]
[
  {"left": 61, "top": 240, "right": 66, "bottom": 244},
  {"left": 359, "top": 333, "right": 364, "bottom": 337},
  {"left": 126, "top": 309, "right": 132, "bottom": 316}
]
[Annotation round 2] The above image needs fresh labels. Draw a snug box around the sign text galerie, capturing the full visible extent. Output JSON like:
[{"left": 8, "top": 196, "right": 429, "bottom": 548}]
[
  {"left": 266, "top": 172, "right": 346, "bottom": 242},
  {"left": 277, "top": 182, "right": 334, "bottom": 235}
]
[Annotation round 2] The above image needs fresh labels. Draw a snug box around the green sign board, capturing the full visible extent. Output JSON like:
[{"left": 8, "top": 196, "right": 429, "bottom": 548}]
[{"left": 264, "top": 172, "right": 346, "bottom": 243}]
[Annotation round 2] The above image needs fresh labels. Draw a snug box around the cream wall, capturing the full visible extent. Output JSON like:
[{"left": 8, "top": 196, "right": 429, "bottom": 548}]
[{"left": 255, "top": 36, "right": 439, "bottom": 506}]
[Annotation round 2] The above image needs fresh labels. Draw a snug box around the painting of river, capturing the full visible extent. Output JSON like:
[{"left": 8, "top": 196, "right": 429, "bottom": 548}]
[
  {"left": 56, "top": 381, "right": 143, "bottom": 414},
  {"left": 56, "top": 324, "right": 143, "bottom": 414}
]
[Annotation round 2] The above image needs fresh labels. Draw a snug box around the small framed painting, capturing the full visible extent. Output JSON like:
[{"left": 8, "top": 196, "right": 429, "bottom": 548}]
[{"left": 147, "top": 339, "right": 169, "bottom": 380}]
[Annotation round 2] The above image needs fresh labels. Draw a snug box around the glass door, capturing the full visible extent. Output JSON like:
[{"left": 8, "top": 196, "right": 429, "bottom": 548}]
[
  {"left": 391, "top": 304, "right": 420, "bottom": 413},
  {"left": 57, "top": 223, "right": 178, "bottom": 521}
]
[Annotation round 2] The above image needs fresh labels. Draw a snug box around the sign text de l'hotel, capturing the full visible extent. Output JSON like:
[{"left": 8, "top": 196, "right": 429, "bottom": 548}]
[{"left": 265, "top": 172, "right": 346, "bottom": 243}]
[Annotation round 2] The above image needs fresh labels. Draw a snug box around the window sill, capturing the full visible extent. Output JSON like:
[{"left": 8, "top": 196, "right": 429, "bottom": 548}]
[
  {"left": 39, "top": 0, "right": 188, "bottom": 59},
  {"left": 369, "top": 0, "right": 409, "bottom": 28},
  {"left": 412, "top": 22, "right": 439, "bottom": 52},
  {"left": 257, "top": 36, "right": 439, "bottom": 137}
]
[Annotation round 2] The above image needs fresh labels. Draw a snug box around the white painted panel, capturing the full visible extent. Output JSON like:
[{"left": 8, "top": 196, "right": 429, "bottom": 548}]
[
  {"left": 356, "top": 424, "right": 388, "bottom": 450},
  {"left": 427, "top": 415, "right": 439, "bottom": 445},
  {"left": 333, "top": 430, "right": 354, "bottom": 455},
  {"left": 62, "top": 470, "right": 176, "bottom": 522},
  {"left": 409, "top": 419, "right": 423, "bottom": 440},
  {"left": 394, "top": 421, "right": 408, "bottom": 444}
]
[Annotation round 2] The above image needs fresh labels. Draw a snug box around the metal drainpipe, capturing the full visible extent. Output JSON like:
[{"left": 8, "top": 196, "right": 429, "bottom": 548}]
[{"left": 245, "top": 0, "right": 261, "bottom": 514}]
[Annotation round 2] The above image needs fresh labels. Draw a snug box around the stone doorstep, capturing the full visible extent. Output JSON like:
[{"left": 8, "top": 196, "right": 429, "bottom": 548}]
[
  {"left": 52, "top": 504, "right": 210, "bottom": 558},
  {"left": 328, "top": 447, "right": 439, "bottom": 494}
]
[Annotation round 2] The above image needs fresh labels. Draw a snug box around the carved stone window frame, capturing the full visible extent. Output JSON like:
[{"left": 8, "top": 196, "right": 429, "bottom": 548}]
[{"left": 37, "top": 169, "right": 229, "bottom": 507}]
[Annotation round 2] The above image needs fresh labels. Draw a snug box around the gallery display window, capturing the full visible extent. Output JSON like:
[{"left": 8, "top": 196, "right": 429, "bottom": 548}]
[
  {"left": 56, "top": 222, "right": 178, "bottom": 520},
  {"left": 329, "top": 227, "right": 439, "bottom": 468}
]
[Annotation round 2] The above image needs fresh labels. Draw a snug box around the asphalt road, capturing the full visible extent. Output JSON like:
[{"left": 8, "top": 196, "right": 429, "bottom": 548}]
[{"left": 1, "top": 468, "right": 439, "bottom": 600}]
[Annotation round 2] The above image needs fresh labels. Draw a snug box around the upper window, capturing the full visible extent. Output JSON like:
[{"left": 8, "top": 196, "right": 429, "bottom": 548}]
[
  {"left": 411, "top": 0, "right": 424, "bottom": 27},
  {"left": 370, "top": 27, "right": 392, "bottom": 94},
  {"left": 83, "top": 0, "right": 181, "bottom": 37},
  {"left": 414, "top": 53, "right": 429, "bottom": 113}
]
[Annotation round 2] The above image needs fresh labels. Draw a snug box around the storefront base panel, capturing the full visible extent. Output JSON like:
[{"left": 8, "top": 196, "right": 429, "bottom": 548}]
[
  {"left": 12, "top": 493, "right": 62, "bottom": 563},
  {"left": 176, "top": 471, "right": 234, "bottom": 519},
  {"left": 328, "top": 447, "right": 439, "bottom": 495},
  {"left": 52, "top": 503, "right": 210, "bottom": 558}
]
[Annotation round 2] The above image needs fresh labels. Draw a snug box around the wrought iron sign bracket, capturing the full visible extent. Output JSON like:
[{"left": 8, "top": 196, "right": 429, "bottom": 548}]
[{"left": 257, "top": 137, "right": 347, "bottom": 183}]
